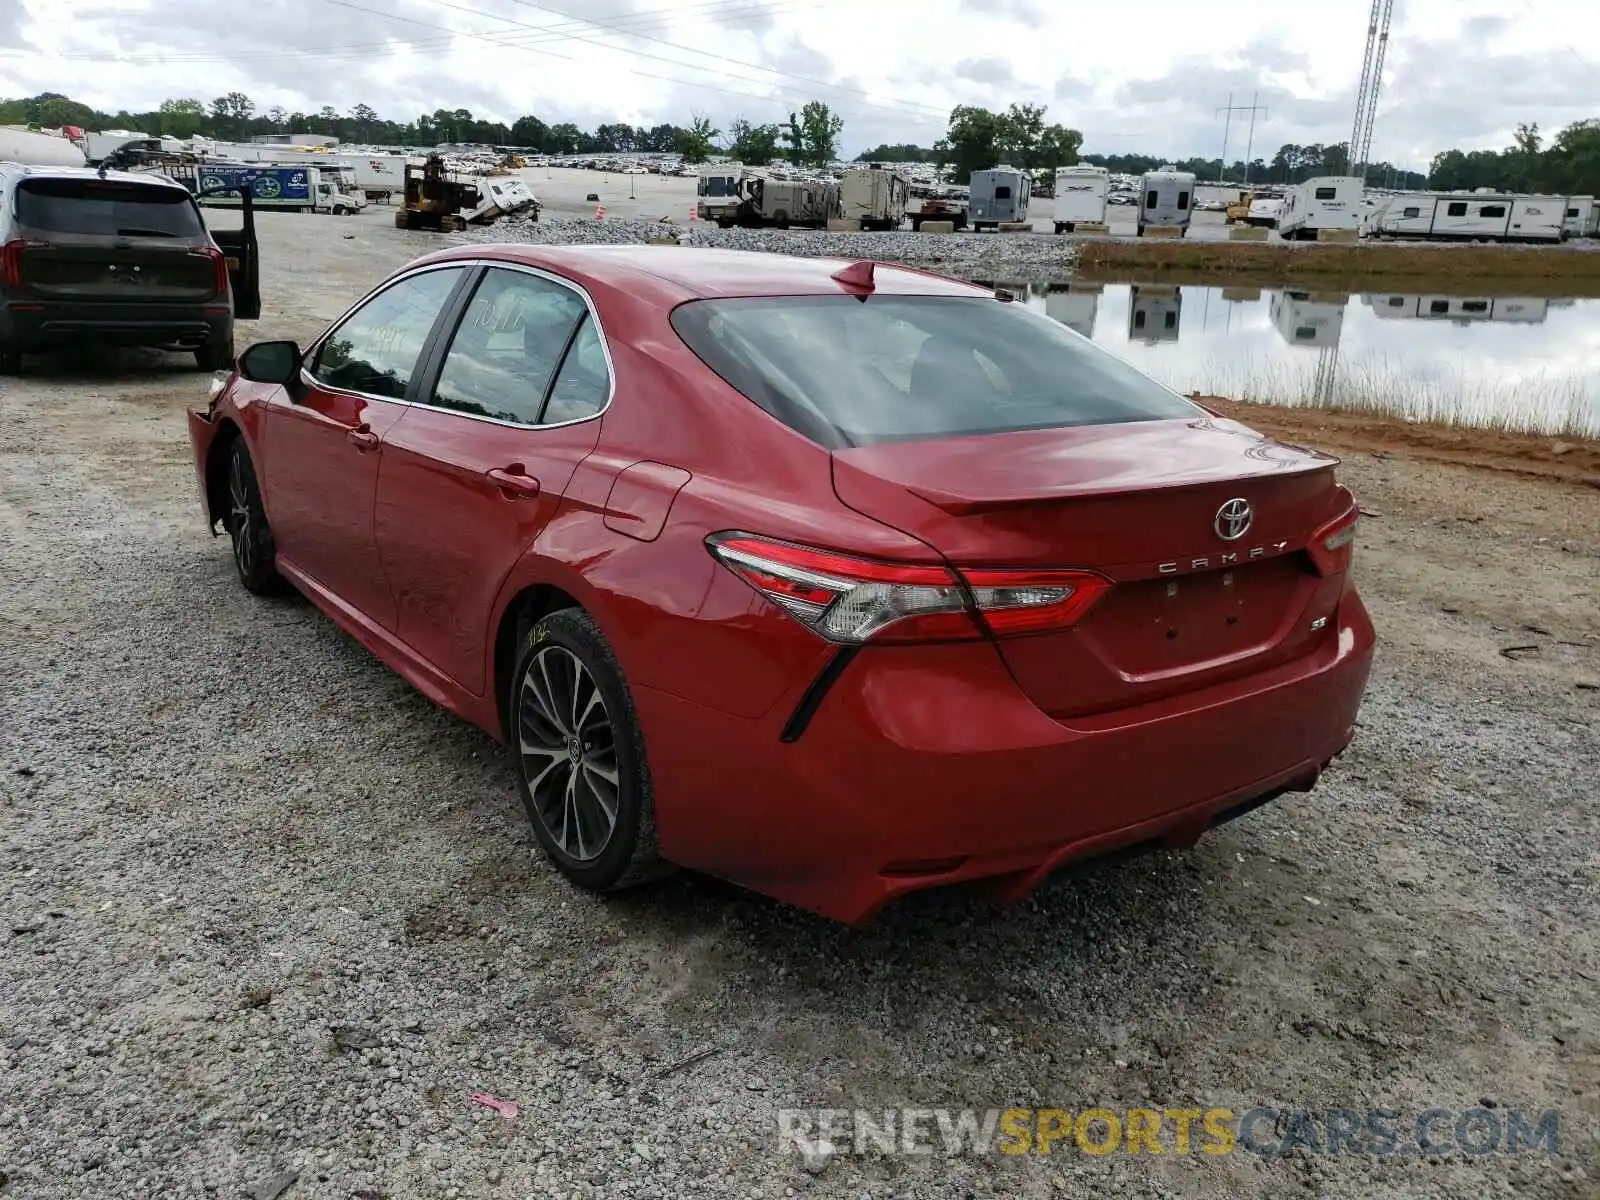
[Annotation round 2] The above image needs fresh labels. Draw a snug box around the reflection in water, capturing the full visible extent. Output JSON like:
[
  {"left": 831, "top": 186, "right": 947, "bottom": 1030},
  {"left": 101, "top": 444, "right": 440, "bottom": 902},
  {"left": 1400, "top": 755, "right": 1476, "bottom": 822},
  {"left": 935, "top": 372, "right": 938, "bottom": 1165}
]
[{"left": 992, "top": 280, "right": 1599, "bottom": 437}]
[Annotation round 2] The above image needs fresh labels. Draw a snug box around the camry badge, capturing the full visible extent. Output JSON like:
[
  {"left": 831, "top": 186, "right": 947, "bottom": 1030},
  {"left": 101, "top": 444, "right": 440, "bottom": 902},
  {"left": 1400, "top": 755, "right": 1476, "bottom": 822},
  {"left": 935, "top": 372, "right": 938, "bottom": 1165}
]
[{"left": 1214, "top": 498, "right": 1253, "bottom": 541}]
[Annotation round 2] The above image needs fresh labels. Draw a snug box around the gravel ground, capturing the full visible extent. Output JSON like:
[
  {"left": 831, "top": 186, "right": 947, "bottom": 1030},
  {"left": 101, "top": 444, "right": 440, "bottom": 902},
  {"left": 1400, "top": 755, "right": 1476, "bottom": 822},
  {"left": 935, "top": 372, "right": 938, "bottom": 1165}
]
[
  {"left": 464, "top": 215, "right": 1083, "bottom": 281},
  {"left": 1, "top": 209, "right": 1597, "bottom": 1200}
]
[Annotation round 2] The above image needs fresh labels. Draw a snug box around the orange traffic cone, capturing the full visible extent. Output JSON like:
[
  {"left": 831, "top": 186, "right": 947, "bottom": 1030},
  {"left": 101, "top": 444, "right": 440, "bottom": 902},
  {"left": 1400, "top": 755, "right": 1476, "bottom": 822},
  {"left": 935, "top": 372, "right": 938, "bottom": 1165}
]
[
  {"left": 595, "top": 202, "right": 606, "bottom": 222},
  {"left": 689, "top": 204, "right": 698, "bottom": 223}
]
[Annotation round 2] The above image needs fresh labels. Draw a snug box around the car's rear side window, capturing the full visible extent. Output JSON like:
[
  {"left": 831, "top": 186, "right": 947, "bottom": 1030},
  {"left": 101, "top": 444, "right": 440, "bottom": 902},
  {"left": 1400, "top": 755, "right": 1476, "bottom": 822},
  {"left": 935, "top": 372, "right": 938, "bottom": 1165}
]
[
  {"left": 670, "top": 295, "right": 1199, "bottom": 449},
  {"left": 16, "top": 178, "right": 205, "bottom": 238}
]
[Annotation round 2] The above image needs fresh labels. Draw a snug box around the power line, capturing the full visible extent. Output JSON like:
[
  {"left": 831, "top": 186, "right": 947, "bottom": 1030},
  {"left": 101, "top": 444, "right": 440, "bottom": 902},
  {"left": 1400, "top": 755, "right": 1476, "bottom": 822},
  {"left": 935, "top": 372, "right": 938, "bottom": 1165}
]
[
  {"left": 494, "top": 0, "right": 950, "bottom": 118},
  {"left": 398, "top": 0, "right": 950, "bottom": 121},
  {"left": 2, "top": 0, "right": 797, "bottom": 64}
]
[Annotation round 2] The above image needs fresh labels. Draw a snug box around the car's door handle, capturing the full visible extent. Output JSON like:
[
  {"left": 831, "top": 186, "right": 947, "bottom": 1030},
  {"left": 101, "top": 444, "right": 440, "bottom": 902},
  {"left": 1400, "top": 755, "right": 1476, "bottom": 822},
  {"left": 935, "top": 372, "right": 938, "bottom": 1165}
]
[
  {"left": 347, "top": 426, "right": 380, "bottom": 451},
  {"left": 487, "top": 466, "right": 541, "bottom": 498}
]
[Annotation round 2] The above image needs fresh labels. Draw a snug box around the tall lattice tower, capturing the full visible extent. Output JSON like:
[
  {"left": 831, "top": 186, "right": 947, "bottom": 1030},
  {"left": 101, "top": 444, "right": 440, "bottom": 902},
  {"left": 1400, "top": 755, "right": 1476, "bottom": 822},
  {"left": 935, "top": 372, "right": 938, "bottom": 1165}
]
[{"left": 1348, "top": 0, "right": 1396, "bottom": 181}]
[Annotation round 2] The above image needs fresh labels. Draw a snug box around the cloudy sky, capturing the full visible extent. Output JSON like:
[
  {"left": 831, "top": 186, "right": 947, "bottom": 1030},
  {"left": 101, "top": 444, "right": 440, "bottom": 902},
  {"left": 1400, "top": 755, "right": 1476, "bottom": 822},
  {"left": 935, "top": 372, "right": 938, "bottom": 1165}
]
[{"left": 3, "top": 0, "right": 1597, "bottom": 167}]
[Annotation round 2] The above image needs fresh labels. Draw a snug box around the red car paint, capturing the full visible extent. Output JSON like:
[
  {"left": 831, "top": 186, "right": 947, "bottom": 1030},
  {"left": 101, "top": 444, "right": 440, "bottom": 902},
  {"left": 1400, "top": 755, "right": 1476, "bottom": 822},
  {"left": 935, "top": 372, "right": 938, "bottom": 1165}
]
[{"left": 188, "top": 245, "right": 1375, "bottom": 923}]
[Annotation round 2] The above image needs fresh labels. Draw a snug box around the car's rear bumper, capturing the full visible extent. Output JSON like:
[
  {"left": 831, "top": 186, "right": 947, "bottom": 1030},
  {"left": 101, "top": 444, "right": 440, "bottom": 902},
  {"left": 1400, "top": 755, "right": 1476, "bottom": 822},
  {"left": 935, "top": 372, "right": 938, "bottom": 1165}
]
[
  {"left": 637, "top": 589, "right": 1375, "bottom": 923},
  {"left": 2, "top": 300, "right": 230, "bottom": 351},
  {"left": 186, "top": 406, "right": 222, "bottom": 531}
]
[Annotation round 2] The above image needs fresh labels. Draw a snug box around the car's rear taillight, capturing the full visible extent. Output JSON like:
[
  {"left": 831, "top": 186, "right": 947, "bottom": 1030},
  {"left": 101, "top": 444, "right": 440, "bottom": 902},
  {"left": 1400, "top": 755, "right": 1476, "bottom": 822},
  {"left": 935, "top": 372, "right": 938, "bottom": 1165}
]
[
  {"left": 962, "top": 568, "right": 1111, "bottom": 635},
  {"left": 192, "top": 244, "right": 228, "bottom": 298},
  {"left": 1, "top": 239, "right": 26, "bottom": 289},
  {"left": 707, "top": 533, "right": 1111, "bottom": 644},
  {"left": 1307, "top": 505, "right": 1360, "bottom": 575}
]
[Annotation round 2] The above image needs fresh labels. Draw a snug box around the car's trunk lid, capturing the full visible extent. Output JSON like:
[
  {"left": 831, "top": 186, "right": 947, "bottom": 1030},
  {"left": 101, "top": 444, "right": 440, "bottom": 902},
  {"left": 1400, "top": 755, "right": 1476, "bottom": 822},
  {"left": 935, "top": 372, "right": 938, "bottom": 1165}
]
[{"left": 832, "top": 417, "right": 1353, "bottom": 717}]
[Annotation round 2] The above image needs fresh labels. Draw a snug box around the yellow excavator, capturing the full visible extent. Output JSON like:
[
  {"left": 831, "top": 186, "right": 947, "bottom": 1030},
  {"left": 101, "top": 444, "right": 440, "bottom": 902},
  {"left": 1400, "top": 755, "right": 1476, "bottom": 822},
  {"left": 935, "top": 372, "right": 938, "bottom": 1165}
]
[
  {"left": 1224, "top": 189, "right": 1254, "bottom": 225},
  {"left": 394, "top": 154, "right": 479, "bottom": 232}
]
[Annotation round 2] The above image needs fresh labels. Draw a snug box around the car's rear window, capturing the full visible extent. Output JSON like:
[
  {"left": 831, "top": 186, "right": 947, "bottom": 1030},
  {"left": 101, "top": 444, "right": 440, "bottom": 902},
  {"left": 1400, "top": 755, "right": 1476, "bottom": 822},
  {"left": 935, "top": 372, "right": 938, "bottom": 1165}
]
[
  {"left": 670, "top": 294, "right": 1199, "bottom": 448},
  {"left": 15, "top": 178, "right": 204, "bottom": 238}
]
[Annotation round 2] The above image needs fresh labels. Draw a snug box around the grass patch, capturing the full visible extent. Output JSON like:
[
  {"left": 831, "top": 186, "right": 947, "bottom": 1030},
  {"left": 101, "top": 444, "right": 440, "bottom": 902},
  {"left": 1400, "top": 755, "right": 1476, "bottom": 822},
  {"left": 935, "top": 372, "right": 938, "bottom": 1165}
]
[{"left": 1178, "top": 355, "right": 1599, "bottom": 440}]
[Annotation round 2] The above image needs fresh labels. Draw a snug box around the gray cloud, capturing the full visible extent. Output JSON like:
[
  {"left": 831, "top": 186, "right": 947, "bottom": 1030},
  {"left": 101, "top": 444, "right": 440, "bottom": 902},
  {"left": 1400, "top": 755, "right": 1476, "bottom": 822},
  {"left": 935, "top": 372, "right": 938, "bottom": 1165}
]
[
  {"left": 953, "top": 55, "right": 1017, "bottom": 87},
  {"left": 1054, "top": 74, "right": 1091, "bottom": 102},
  {"left": 960, "top": 0, "right": 1045, "bottom": 24},
  {"left": 758, "top": 35, "right": 834, "bottom": 82}
]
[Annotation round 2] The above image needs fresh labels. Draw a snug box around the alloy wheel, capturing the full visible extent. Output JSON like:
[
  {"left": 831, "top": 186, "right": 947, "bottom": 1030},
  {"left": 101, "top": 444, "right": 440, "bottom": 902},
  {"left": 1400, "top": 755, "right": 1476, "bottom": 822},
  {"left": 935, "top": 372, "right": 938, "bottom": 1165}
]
[
  {"left": 518, "top": 645, "right": 619, "bottom": 862},
  {"left": 229, "top": 451, "right": 254, "bottom": 578}
]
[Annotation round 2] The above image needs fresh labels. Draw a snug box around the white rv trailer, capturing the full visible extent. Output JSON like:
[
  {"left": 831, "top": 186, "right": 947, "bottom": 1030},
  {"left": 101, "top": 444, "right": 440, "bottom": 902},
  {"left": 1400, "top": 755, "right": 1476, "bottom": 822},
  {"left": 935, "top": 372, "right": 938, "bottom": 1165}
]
[
  {"left": 839, "top": 164, "right": 909, "bottom": 230},
  {"left": 1042, "top": 283, "right": 1102, "bottom": 337},
  {"left": 1561, "top": 195, "right": 1595, "bottom": 238},
  {"left": 1138, "top": 168, "right": 1195, "bottom": 234},
  {"left": 1363, "top": 293, "right": 1548, "bottom": 323},
  {"left": 1268, "top": 290, "right": 1348, "bottom": 346},
  {"left": 1051, "top": 164, "right": 1109, "bottom": 233},
  {"left": 1126, "top": 285, "right": 1182, "bottom": 342},
  {"left": 1368, "top": 191, "right": 1564, "bottom": 242},
  {"left": 1275, "top": 176, "right": 1365, "bottom": 240}
]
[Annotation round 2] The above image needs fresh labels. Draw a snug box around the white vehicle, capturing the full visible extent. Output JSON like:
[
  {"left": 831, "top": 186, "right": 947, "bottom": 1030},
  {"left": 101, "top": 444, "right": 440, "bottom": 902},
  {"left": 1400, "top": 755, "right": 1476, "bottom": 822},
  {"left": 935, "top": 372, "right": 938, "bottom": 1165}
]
[
  {"left": 839, "top": 164, "right": 909, "bottom": 231},
  {"left": 321, "top": 153, "right": 406, "bottom": 201},
  {"left": 1247, "top": 196, "right": 1284, "bottom": 228},
  {"left": 696, "top": 161, "right": 745, "bottom": 225},
  {"left": 1052, "top": 164, "right": 1109, "bottom": 233},
  {"left": 1368, "top": 192, "right": 1565, "bottom": 242},
  {"left": 1276, "top": 176, "right": 1365, "bottom": 241},
  {"left": 471, "top": 176, "right": 539, "bottom": 222},
  {"left": 1127, "top": 284, "right": 1182, "bottom": 342},
  {"left": 1, "top": 126, "right": 88, "bottom": 167},
  {"left": 1269, "top": 290, "right": 1348, "bottom": 346},
  {"left": 1138, "top": 168, "right": 1196, "bottom": 234},
  {"left": 1042, "top": 283, "right": 1102, "bottom": 337},
  {"left": 1362, "top": 294, "right": 1549, "bottom": 323},
  {"left": 1561, "top": 195, "right": 1595, "bottom": 238}
]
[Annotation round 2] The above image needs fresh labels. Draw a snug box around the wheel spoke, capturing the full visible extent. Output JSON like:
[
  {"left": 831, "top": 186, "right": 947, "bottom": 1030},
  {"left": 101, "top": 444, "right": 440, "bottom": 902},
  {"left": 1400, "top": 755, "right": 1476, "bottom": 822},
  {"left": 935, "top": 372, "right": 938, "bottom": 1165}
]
[
  {"left": 522, "top": 663, "right": 565, "bottom": 735},
  {"left": 583, "top": 754, "right": 619, "bottom": 787},
  {"left": 539, "top": 654, "right": 571, "bottom": 735},
  {"left": 576, "top": 683, "right": 605, "bottom": 736},
  {"left": 563, "top": 770, "right": 582, "bottom": 858},
  {"left": 581, "top": 762, "right": 618, "bottom": 826}
]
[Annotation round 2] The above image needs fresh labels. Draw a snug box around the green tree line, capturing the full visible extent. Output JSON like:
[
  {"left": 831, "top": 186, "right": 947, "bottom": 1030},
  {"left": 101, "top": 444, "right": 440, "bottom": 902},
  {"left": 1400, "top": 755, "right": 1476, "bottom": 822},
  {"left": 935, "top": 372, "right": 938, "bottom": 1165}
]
[
  {"left": 0, "top": 91, "right": 843, "bottom": 166},
  {"left": 11, "top": 90, "right": 1598, "bottom": 193}
]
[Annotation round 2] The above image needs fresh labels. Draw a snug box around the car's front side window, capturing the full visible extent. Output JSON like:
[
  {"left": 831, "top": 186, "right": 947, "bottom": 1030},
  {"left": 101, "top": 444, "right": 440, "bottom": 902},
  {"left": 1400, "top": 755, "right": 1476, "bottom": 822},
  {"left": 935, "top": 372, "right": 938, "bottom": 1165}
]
[
  {"left": 310, "top": 267, "right": 464, "bottom": 399},
  {"left": 430, "top": 268, "right": 590, "bottom": 425}
]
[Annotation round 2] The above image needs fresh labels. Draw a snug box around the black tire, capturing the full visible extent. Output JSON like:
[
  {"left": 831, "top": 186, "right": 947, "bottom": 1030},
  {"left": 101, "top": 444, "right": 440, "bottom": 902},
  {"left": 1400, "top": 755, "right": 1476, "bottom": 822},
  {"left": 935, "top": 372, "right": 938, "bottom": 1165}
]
[
  {"left": 224, "top": 438, "right": 284, "bottom": 595},
  {"left": 0, "top": 344, "right": 20, "bottom": 375},
  {"left": 511, "top": 608, "right": 666, "bottom": 893},
  {"left": 195, "top": 336, "right": 235, "bottom": 372}
]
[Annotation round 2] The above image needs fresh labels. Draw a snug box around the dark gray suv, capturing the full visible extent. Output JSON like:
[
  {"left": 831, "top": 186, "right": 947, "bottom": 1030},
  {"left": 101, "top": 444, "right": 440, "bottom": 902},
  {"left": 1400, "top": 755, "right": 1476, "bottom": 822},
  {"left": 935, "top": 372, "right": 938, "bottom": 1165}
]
[{"left": 0, "top": 164, "right": 260, "bottom": 374}]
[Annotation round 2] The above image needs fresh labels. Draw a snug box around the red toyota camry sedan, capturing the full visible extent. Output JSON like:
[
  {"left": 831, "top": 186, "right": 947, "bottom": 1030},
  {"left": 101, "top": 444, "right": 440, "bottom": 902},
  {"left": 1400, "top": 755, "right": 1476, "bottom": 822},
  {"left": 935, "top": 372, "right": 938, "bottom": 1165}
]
[{"left": 187, "top": 245, "right": 1374, "bottom": 923}]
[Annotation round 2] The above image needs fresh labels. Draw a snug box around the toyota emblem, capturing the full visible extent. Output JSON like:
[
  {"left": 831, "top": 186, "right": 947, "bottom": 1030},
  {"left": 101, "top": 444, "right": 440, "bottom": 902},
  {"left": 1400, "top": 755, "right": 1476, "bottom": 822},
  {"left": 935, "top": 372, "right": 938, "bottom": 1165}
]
[{"left": 1214, "top": 498, "right": 1253, "bottom": 541}]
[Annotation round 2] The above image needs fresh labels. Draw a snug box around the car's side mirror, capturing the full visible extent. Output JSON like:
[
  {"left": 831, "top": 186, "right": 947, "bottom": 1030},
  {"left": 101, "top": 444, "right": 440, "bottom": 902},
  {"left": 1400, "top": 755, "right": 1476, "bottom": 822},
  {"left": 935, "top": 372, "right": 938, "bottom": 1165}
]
[{"left": 238, "top": 340, "right": 301, "bottom": 386}]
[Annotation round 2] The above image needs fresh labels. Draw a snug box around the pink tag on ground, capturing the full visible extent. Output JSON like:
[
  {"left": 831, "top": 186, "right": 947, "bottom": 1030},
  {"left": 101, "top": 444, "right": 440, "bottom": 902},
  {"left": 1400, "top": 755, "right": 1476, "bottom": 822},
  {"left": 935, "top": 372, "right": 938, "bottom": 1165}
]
[{"left": 469, "top": 1093, "right": 520, "bottom": 1120}]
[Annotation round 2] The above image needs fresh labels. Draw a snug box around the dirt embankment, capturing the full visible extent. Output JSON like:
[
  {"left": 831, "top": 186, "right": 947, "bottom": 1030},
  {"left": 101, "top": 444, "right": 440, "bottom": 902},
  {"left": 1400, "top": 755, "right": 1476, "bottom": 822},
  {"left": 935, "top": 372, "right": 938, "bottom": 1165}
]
[
  {"left": 1078, "top": 237, "right": 1600, "bottom": 287},
  {"left": 1198, "top": 396, "right": 1600, "bottom": 487}
]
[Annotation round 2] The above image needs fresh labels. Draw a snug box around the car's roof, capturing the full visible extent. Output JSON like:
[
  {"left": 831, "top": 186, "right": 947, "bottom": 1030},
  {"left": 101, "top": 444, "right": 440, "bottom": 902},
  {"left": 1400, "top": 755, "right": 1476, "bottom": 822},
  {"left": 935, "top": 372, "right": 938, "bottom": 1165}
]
[
  {"left": 0, "top": 163, "right": 189, "bottom": 191},
  {"left": 419, "top": 244, "right": 989, "bottom": 303}
]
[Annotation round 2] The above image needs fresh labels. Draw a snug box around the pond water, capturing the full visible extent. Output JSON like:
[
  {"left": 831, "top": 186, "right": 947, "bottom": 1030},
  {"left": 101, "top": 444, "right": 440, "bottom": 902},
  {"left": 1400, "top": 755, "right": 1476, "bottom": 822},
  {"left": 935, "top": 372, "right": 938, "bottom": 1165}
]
[{"left": 990, "top": 281, "right": 1600, "bottom": 438}]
